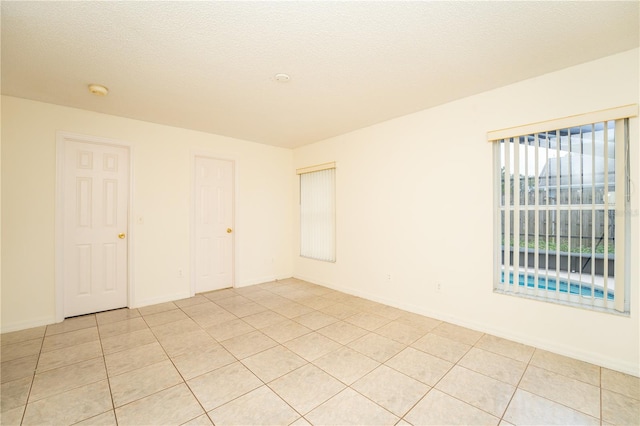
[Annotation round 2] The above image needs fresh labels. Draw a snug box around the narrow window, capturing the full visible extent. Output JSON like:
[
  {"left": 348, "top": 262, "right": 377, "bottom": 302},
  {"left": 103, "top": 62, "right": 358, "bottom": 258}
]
[
  {"left": 298, "top": 163, "right": 336, "bottom": 262},
  {"left": 489, "top": 106, "right": 636, "bottom": 313}
]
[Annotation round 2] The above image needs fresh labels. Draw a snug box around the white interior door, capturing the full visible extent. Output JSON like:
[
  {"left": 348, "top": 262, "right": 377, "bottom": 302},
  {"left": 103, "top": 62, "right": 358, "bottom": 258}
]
[
  {"left": 194, "top": 157, "right": 234, "bottom": 293},
  {"left": 63, "top": 140, "right": 129, "bottom": 317}
]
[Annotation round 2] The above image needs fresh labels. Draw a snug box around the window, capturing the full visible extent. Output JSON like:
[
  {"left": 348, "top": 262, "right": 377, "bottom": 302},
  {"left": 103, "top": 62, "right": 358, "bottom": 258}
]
[
  {"left": 490, "top": 106, "right": 636, "bottom": 313},
  {"left": 298, "top": 163, "right": 336, "bottom": 262}
]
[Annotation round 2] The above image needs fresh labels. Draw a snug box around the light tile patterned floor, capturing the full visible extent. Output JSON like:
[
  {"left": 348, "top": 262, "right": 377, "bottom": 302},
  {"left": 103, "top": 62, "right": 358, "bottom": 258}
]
[{"left": 1, "top": 278, "right": 639, "bottom": 425}]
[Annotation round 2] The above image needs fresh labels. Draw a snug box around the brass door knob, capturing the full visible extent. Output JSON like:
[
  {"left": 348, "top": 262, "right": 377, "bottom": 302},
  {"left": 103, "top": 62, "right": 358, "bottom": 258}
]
[
  {"left": 118, "top": 233, "right": 126, "bottom": 239},
  {"left": 226, "top": 228, "right": 233, "bottom": 234}
]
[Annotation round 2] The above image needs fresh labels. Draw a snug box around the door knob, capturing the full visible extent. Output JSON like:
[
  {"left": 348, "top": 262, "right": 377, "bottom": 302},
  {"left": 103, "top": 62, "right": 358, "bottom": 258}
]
[
  {"left": 118, "top": 233, "right": 126, "bottom": 239},
  {"left": 226, "top": 228, "right": 233, "bottom": 234}
]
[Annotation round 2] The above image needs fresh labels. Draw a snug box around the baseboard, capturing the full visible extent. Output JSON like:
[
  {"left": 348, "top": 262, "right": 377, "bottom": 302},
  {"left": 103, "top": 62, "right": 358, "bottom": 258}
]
[
  {"left": 236, "top": 274, "right": 291, "bottom": 288},
  {"left": 1, "top": 315, "right": 57, "bottom": 333},
  {"left": 131, "top": 291, "right": 191, "bottom": 309}
]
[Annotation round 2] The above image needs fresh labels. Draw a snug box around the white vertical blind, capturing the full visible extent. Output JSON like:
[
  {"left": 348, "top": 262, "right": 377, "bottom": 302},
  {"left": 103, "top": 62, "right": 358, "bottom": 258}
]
[
  {"left": 492, "top": 111, "right": 631, "bottom": 313},
  {"left": 299, "top": 166, "right": 336, "bottom": 262}
]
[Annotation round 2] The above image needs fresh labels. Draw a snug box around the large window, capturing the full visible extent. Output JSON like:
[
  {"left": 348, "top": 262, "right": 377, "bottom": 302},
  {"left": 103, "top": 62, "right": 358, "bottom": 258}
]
[
  {"left": 298, "top": 163, "right": 336, "bottom": 262},
  {"left": 490, "top": 106, "right": 635, "bottom": 313}
]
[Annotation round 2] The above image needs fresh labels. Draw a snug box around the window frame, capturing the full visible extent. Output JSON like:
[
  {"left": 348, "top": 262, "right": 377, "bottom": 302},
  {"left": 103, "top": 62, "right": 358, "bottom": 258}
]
[{"left": 489, "top": 106, "right": 636, "bottom": 314}]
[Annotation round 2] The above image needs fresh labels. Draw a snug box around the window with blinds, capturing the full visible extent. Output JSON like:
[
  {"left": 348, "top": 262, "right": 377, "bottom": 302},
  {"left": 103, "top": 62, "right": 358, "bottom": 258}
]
[
  {"left": 490, "top": 106, "right": 636, "bottom": 313},
  {"left": 298, "top": 163, "right": 336, "bottom": 262}
]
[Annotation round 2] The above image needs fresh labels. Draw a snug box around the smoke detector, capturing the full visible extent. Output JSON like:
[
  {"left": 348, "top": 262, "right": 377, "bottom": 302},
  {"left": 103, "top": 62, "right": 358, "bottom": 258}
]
[
  {"left": 88, "top": 84, "right": 109, "bottom": 96},
  {"left": 274, "top": 73, "right": 290, "bottom": 83}
]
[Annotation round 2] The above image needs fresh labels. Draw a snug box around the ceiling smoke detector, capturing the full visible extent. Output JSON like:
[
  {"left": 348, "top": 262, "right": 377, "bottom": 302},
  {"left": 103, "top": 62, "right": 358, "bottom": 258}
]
[
  {"left": 88, "top": 84, "right": 109, "bottom": 96},
  {"left": 274, "top": 73, "right": 290, "bottom": 83}
]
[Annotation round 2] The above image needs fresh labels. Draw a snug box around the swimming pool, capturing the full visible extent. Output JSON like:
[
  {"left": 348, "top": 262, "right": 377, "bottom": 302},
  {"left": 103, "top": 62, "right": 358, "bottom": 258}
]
[{"left": 501, "top": 271, "right": 614, "bottom": 300}]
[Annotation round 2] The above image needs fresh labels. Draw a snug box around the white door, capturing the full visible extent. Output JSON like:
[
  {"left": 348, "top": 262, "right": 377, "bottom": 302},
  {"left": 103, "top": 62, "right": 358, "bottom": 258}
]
[
  {"left": 63, "top": 140, "right": 129, "bottom": 317},
  {"left": 194, "top": 157, "right": 234, "bottom": 293}
]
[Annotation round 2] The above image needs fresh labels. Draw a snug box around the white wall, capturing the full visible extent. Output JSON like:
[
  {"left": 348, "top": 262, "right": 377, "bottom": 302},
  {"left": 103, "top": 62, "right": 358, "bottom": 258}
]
[
  {"left": 293, "top": 49, "right": 640, "bottom": 376},
  {"left": 1, "top": 96, "right": 293, "bottom": 332}
]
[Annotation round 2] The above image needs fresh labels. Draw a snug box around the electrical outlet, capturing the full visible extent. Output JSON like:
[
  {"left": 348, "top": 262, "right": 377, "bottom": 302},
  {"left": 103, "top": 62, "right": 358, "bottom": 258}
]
[
  {"left": 178, "top": 269, "right": 183, "bottom": 278},
  {"left": 435, "top": 282, "right": 442, "bottom": 293},
  {"left": 386, "top": 273, "right": 392, "bottom": 281}
]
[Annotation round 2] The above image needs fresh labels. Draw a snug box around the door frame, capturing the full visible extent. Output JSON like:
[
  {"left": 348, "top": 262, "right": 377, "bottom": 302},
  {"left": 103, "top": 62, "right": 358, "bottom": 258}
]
[
  {"left": 55, "top": 131, "right": 135, "bottom": 322},
  {"left": 190, "top": 153, "right": 237, "bottom": 296}
]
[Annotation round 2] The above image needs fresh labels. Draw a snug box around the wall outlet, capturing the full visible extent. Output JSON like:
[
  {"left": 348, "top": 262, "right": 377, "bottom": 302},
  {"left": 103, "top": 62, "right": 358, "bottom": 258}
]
[
  {"left": 385, "top": 273, "right": 392, "bottom": 281},
  {"left": 178, "top": 269, "right": 183, "bottom": 278},
  {"left": 435, "top": 282, "right": 442, "bottom": 293}
]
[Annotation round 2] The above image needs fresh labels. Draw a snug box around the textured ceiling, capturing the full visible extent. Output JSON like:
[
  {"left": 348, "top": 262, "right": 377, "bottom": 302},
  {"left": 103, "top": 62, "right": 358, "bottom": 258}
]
[{"left": 2, "top": 1, "right": 638, "bottom": 148}]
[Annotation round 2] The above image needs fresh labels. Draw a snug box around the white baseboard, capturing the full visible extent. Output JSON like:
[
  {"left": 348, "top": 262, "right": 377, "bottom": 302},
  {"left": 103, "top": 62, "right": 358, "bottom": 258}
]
[
  {"left": 131, "top": 291, "right": 191, "bottom": 309},
  {"left": 1, "top": 315, "right": 57, "bottom": 333}
]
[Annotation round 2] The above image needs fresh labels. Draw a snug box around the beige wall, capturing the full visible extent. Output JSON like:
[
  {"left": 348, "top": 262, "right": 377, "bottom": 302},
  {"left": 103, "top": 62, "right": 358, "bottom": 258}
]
[
  {"left": 1, "top": 96, "right": 293, "bottom": 332},
  {"left": 293, "top": 49, "right": 640, "bottom": 375}
]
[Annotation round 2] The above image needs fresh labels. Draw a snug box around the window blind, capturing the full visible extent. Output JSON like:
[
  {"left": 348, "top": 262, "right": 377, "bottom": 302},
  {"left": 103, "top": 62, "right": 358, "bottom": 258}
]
[{"left": 299, "top": 165, "right": 336, "bottom": 262}]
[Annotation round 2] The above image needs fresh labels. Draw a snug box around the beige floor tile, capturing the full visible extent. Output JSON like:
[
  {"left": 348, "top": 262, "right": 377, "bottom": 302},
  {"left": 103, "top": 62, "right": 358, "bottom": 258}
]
[
  {"left": 191, "top": 310, "right": 237, "bottom": 328},
  {"left": 269, "top": 364, "right": 345, "bottom": 414},
  {"left": 352, "top": 365, "right": 429, "bottom": 417},
  {"left": 374, "top": 321, "right": 425, "bottom": 345},
  {"left": 290, "top": 416, "right": 312, "bottom": 426},
  {"left": 205, "top": 318, "right": 254, "bottom": 342},
  {"left": 104, "top": 341, "right": 168, "bottom": 377},
  {"left": 0, "top": 326, "right": 46, "bottom": 347},
  {"left": 29, "top": 357, "right": 107, "bottom": 403},
  {"left": 272, "top": 301, "right": 314, "bottom": 319},
  {"left": 202, "top": 288, "right": 237, "bottom": 301},
  {"left": 242, "top": 310, "right": 288, "bottom": 329},
  {"left": 157, "top": 329, "right": 219, "bottom": 358},
  {"left": 187, "top": 362, "right": 262, "bottom": 411},
  {"left": 1, "top": 405, "right": 25, "bottom": 426},
  {"left": 208, "top": 385, "right": 299, "bottom": 426},
  {"left": 293, "top": 311, "right": 339, "bottom": 331},
  {"left": 395, "top": 312, "right": 441, "bottom": 333},
  {"left": 73, "top": 409, "right": 117, "bottom": 425},
  {"left": 1, "top": 355, "right": 38, "bottom": 383},
  {"left": 343, "top": 312, "right": 390, "bottom": 331},
  {"left": 213, "top": 295, "right": 252, "bottom": 309},
  {"left": 220, "top": 330, "right": 277, "bottom": 359},
  {"left": 174, "top": 295, "right": 210, "bottom": 309},
  {"left": 317, "top": 321, "right": 369, "bottom": 345},
  {"left": 181, "top": 301, "right": 227, "bottom": 318},
  {"left": 602, "top": 388, "right": 640, "bottom": 426},
  {"left": 45, "top": 315, "right": 96, "bottom": 336},
  {"left": 365, "top": 304, "right": 405, "bottom": 320},
  {"left": 530, "top": 349, "right": 600, "bottom": 386},
  {"left": 151, "top": 318, "right": 202, "bottom": 339},
  {"left": 1, "top": 376, "right": 32, "bottom": 412},
  {"left": 296, "top": 295, "right": 336, "bottom": 310},
  {"left": 172, "top": 344, "right": 236, "bottom": 380},
  {"left": 476, "top": 334, "right": 535, "bottom": 363},
  {"left": 320, "top": 302, "right": 361, "bottom": 320},
  {"left": 22, "top": 380, "right": 112, "bottom": 426},
  {"left": 283, "top": 332, "right": 342, "bottom": 361},
  {"left": 109, "top": 359, "right": 182, "bottom": 407},
  {"left": 436, "top": 365, "right": 515, "bottom": 417},
  {"left": 431, "top": 322, "right": 483, "bottom": 346},
  {"left": 260, "top": 319, "right": 312, "bottom": 344},
  {"left": 143, "top": 308, "right": 189, "bottom": 327},
  {"left": 115, "top": 383, "right": 204, "bottom": 426},
  {"left": 313, "top": 346, "right": 380, "bottom": 385},
  {"left": 101, "top": 328, "right": 157, "bottom": 355},
  {"left": 1, "top": 339, "right": 43, "bottom": 362},
  {"left": 222, "top": 301, "right": 268, "bottom": 318},
  {"left": 411, "top": 333, "right": 471, "bottom": 363},
  {"left": 138, "top": 301, "right": 178, "bottom": 316},
  {"left": 41, "top": 327, "right": 99, "bottom": 353},
  {"left": 458, "top": 347, "right": 527, "bottom": 386},
  {"left": 241, "top": 345, "right": 307, "bottom": 383},
  {"left": 519, "top": 365, "right": 600, "bottom": 418},
  {"left": 96, "top": 308, "right": 140, "bottom": 325},
  {"left": 182, "top": 413, "right": 214, "bottom": 425},
  {"left": 36, "top": 340, "right": 102, "bottom": 372},
  {"left": 602, "top": 368, "right": 640, "bottom": 400},
  {"left": 348, "top": 333, "right": 405, "bottom": 363},
  {"left": 97, "top": 317, "right": 148, "bottom": 339},
  {"left": 386, "top": 347, "right": 453, "bottom": 386},
  {"left": 404, "top": 388, "right": 500, "bottom": 426},
  {"left": 306, "top": 388, "right": 399, "bottom": 425},
  {"left": 503, "top": 389, "right": 599, "bottom": 425}
]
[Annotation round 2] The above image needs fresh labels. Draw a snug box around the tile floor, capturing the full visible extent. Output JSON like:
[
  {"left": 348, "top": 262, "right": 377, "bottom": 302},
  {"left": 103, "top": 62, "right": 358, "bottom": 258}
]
[{"left": 1, "top": 278, "right": 638, "bottom": 425}]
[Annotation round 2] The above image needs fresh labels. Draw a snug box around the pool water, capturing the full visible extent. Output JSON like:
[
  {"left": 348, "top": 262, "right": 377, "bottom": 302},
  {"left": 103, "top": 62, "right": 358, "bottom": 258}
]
[{"left": 501, "top": 271, "right": 614, "bottom": 301}]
